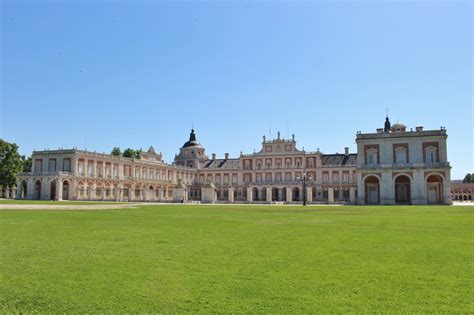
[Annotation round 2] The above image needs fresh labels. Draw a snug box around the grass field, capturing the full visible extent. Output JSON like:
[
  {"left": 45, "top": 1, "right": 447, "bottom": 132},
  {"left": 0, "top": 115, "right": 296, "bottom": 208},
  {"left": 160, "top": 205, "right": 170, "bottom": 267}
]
[{"left": 0, "top": 204, "right": 472, "bottom": 313}]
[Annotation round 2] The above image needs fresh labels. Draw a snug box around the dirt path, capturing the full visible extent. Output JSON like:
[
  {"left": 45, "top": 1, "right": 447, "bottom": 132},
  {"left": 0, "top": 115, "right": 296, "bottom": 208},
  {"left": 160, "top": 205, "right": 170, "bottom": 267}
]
[{"left": 0, "top": 203, "right": 143, "bottom": 210}]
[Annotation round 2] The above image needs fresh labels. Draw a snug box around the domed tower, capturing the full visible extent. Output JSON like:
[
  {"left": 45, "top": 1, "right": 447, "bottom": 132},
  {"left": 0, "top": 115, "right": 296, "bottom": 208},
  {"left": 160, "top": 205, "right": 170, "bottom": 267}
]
[{"left": 174, "top": 129, "right": 208, "bottom": 168}]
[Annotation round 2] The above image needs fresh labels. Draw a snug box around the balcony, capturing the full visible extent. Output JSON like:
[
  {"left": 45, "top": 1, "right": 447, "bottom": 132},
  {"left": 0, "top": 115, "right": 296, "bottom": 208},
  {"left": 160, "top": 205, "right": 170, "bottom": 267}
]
[
  {"left": 21, "top": 171, "right": 73, "bottom": 177},
  {"left": 358, "top": 162, "right": 450, "bottom": 170}
]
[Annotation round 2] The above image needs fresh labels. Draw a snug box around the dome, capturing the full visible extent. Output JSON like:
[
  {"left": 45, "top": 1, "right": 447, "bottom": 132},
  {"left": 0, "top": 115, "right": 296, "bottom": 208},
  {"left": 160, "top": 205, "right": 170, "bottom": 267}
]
[
  {"left": 391, "top": 123, "right": 407, "bottom": 132},
  {"left": 182, "top": 129, "right": 203, "bottom": 148},
  {"left": 182, "top": 141, "right": 203, "bottom": 148}
]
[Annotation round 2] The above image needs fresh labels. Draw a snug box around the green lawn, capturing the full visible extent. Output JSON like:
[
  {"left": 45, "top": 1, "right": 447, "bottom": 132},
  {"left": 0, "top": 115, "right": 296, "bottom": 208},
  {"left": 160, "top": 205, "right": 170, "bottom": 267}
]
[
  {"left": 0, "top": 199, "right": 122, "bottom": 205},
  {"left": 0, "top": 205, "right": 472, "bottom": 313}
]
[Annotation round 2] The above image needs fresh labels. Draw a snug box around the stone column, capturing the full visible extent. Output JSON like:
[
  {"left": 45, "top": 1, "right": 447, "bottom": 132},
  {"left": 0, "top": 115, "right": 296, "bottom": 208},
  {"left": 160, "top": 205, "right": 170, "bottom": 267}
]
[
  {"left": 159, "top": 188, "right": 164, "bottom": 201},
  {"left": 349, "top": 187, "right": 356, "bottom": 204},
  {"left": 57, "top": 180, "right": 63, "bottom": 201},
  {"left": 71, "top": 180, "right": 77, "bottom": 200},
  {"left": 328, "top": 187, "right": 334, "bottom": 203},
  {"left": 201, "top": 183, "right": 216, "bottom": 203},
  {"left": 83, "top": 183, "right": 88, "bottom": 200},
  {"left": 116, "top": 187, "right": 121, "bottom": 202},
  {"left": 72, "top": 156, "right": 78, "bottom": 174},
  {"left": 5, "top": 187, "right": 10, "bottom": 199},
  {"left": 228, "top": 187, "right": 234, "bottom": 203},
  {"left": 381, "top": 172, "right": 395, "bottom": 205},
  {"left": 92, "top": 183, "right": 97, "bottom": 200},
  {"left": 356, "top": 173, "right": 365, "bottom": 205},
  {"left": 444, "top": 171, "right": 452, "bottom": 205},
  {"left": 306, "top": 186, "right": 313, "bottom": 203},
  {"left": 173, "top": 181, "right": 187, "bottom": 203},
  {"left": 246, "top": 187, "right": 253, "bottom": 202},
  {"left": 101, "top": 187, "right": 106, "bottom": 200},
  {"left": 266, "top": 187, "right": 272, "bottom": 203},
  {"left": 27, "top": 178, "right": 34, "bottom": 199},
  {"left": 286, "top": 187, "right": 292, "bottom": 202},
  {"left": 16, "top": 183, "right": 22, "bottom": 199},
  {"left": 42, "top": 179, "right": 50, "bottom": 200},
  {"left": 411, "top": 170, "right": 426, "bottom": 205},
  {"left": 93, "top": 161, "right": 97, "bottom": 177}
]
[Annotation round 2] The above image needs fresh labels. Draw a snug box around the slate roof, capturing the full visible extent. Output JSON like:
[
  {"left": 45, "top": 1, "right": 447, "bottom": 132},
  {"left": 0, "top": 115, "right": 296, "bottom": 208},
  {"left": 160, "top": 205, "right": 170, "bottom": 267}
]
[
  {"left": 203, "top": 159, "right": 241, "bottom": 170},
  {"left": 320, "top": 154, "right": 357, "bottom": 166}
]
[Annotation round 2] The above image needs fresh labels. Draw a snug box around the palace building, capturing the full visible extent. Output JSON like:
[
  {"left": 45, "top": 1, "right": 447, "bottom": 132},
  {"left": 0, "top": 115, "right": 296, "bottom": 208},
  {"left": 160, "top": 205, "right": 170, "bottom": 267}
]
[{"left": 14, "top": 117, "right": 452, "bottom": 205}]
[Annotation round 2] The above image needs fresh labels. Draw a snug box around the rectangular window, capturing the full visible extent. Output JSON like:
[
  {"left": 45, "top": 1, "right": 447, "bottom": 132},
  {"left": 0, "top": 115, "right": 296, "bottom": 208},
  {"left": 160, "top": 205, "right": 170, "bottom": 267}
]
[
  {"left": 48, "top": 159, "right": 56, "bottom": 172},
  {"left": 35, "top": 159, "right": 43, "bottom": 172},
  {"left": 63, "top": 159, "right": 71, "bottom": 172}
]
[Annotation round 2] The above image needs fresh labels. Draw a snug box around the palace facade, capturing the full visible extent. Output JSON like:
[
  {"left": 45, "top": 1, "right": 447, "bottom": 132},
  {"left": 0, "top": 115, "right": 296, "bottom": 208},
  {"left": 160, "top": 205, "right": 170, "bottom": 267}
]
[{"left": 14, "top": 117, "right": 452, "bottom": 205}]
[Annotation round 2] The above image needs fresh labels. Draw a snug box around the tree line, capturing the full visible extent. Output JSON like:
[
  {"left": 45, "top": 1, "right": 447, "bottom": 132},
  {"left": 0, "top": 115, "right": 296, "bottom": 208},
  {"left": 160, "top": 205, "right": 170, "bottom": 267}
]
[
  {"left": 463, "top": 173, "right": 474, "bottom": 183},
  {"left": 0, "top": 139, "right": 32, "bottom": 187},
  {"left": 111, "top": 147, "right": 142, "bottom": 159}
]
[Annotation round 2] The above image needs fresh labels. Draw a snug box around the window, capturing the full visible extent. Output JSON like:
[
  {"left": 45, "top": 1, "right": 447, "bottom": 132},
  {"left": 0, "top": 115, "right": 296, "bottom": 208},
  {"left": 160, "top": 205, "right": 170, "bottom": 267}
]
[
  {"left": 63, "top": 159, "right": 71, "bottom": 172},
  {"left": 243, "top": 174, "right": 251, "bottom": 183},
  {"left": 343, "top": 173, "right": 349, "bottom": 182},
  {"left": 425, "top": 147, "right": 437, "bottom": 164},
  {"left": 244, "top": 160, "right": 251, "bottom": 170},
  {"left": 323, "top": 173, "right": 329, "bottom": 182},
  {"left": 395, "top": 147, "right": 407, "bottom": 164},
  {"left": 275, "top": 173, "right": 282, "bottom": 182},
  {"left": 265, "top": 173, "right": 272, "bottom": 182},
  {"left": 35, "top": 159, "right": 43, "bottom": 172},
  {"left": 367, "top": 149, "right": 378, "bottom": 165},
  {"left": 48, "top": 159, "right": 56, "bottom": 172}
]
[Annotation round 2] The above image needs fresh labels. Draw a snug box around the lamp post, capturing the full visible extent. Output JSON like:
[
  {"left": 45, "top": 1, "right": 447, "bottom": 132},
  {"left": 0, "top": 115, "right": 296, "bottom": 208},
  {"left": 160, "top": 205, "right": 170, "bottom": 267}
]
[
  {"left": 297, "top": 171, "right": 312, "bottom": 206},
  {"left": 303, "top": 171, "right": 307, "bottom": 206}
]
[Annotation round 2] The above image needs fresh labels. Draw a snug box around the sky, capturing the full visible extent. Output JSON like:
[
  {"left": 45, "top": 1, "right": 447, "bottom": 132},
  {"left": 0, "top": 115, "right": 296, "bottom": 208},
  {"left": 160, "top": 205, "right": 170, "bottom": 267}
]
[{"left": 0, "top": 0, "right": 472, "bottom": 179}]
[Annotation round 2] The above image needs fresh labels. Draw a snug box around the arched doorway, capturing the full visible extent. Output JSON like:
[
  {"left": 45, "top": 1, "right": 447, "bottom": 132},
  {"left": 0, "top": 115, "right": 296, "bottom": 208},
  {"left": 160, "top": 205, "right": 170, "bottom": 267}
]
[
  {"left": 364, "top": 176, "right": 380, "bottom": 204},
  {"left": 34, "top": 180, "right": 41, "bottom": 200},
  {"left": 50, "top": 181, "right": 56, "bottom": 200},
  {"left": 252, "top": 188, "right": 259, "bottom": 201},
  {"left": 272, "top": 188, "right": 279, "bottom": 201},
  {"left": 20, "top": 180, "right": 27, "bottom": 199},
  {"left": 292, "top": 187, "right": 300, "bottom": 201},
  {"left": 395, "top": 175, "right": 411, "bottom": 204},
  {"left": 149, "top": 185, "right": 154, "bottom": 201},
  {"left": 62, "top": 181, "right": 70, "bottom": 200},
  {"left": 426, "top": 174, "right": 443, "bottom": 204}
]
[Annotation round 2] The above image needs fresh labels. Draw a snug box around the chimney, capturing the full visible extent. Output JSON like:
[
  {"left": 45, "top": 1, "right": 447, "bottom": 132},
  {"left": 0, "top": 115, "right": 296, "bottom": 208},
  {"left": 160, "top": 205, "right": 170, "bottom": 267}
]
[
  {"left": 224, "top": 153, "right": 229, "bottom": 159},
  {"left": 212, "top": 153, "right": 216, "bottom": 160},
  {"left": 415, "top": 126, "right": 423, "bottom": 132},
  {"left": 344, "top": 147, "right": 349, "bottom": 156}
]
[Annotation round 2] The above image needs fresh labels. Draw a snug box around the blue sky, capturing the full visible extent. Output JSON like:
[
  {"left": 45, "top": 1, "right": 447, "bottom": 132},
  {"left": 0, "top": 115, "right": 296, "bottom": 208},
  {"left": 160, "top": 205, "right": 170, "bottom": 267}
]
[{"left": 1, "top": 0, "right": 472, "bottom": 179}]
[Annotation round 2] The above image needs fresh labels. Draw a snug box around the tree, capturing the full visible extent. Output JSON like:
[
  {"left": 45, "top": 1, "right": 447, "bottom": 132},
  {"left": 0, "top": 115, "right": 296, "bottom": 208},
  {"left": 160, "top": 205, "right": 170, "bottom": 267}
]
[
  {"left": 20, "top": 155, "right": 32, "bottom": 172},
  {"left": 463, "top": 173, "right": 473, "bottom": 183},
  {"left": 111, "top": 147, "right": 121, "bottom": 156},
  {"left": 123, "top": 148, "right": 142, "bottom": 159},
  {"left": 0, "top": 139, "right": 23, "bottom": 187}
]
